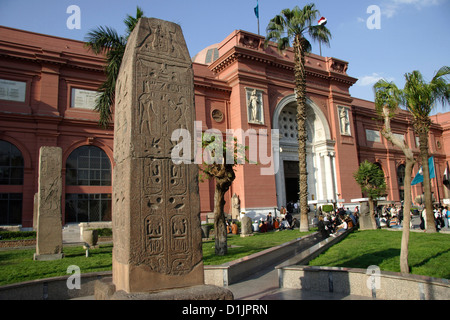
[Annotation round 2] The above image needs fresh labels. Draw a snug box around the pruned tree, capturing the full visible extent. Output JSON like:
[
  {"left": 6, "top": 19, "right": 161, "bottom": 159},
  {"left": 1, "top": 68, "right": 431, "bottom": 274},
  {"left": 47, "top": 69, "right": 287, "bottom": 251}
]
[
  {"left": 199, "top": 133, "right": 248, "bottom": 256},
  {"left": 374, "top": 79, "right": 415, "bottom": 273}
]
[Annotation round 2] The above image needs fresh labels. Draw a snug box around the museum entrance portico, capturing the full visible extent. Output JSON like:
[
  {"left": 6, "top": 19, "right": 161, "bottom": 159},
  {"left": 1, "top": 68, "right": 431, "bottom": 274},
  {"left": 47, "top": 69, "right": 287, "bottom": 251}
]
[{"left": 273, "top": 94, "right": 338, "bottom": 210}]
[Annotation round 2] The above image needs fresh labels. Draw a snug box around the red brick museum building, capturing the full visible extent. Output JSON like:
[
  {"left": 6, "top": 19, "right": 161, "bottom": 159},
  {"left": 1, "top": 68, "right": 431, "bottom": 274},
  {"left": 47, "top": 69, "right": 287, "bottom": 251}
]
[{"left": 1, "top": 26, "right": 449, "bottom": 228}]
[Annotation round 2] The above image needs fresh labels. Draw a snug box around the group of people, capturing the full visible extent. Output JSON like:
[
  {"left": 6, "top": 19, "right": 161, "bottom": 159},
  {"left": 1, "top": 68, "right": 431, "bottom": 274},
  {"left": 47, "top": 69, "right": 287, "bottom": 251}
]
[
  {"left": 420, "top": 204, "right": 450, "bottom": 231},
  {"left": 225, "top": 202, "right": 450, "bottom": 237},
  {"left": 225, "top": 210, "right": 300, "bottom": 235},
  {"left": 378, "top": 203, "right": 450, "bottom": 231},
  {"left": 377, "top": 204, "right": 403, "bottom": 228},
  {"left": 317, "top": 207, "right": 357, "bottom": 239},
  {"left": 257, "top": 211, "right": 300, "bottom": 233},
  {"left": 226, "top": 220, "right": 239, "bottom": 235}
]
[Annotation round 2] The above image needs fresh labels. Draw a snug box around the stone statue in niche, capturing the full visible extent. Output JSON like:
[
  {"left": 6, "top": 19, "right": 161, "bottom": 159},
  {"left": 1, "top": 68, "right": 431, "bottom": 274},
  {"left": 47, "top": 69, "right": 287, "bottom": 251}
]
[
  {"left": 339, "top": 106, "right": 351, "bottom": 135},
  {"left": 247, "top": 88, "right": 264, "bottom": 124},
  {"left": 231, "top": 193, "right": 240, "bottom": 220}
]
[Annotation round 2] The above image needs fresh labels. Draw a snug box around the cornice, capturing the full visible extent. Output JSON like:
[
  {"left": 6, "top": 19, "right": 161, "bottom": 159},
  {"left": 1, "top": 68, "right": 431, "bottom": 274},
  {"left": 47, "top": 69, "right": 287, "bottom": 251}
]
[
  {"left": 0, "top": 40, "right": 105, "bottom": 73},
  {"left": 210, "top": 44, "right": 358, "bottom": 87}
]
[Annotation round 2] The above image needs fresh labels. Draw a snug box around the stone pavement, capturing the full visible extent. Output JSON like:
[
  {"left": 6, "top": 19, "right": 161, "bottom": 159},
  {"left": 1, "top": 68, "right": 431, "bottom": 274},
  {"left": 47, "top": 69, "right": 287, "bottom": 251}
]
[{"left": 226, "top": 258, "right": 373, "bottom": 300}]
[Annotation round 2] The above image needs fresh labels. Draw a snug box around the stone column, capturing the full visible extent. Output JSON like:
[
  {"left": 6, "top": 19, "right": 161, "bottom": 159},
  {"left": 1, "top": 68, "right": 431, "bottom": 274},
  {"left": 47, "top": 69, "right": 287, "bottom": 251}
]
[
  {"left": 322, "top": 152, "right": 335, "bottom": 201},
  {"left": 315, "top": 153, "right": 324, "bottom": 201},
  {"left": 111, "top": 18, "right": 204, "bottom": 294},
  {"left": 34, "top": 146, "right": 63, "bottom": 261}
]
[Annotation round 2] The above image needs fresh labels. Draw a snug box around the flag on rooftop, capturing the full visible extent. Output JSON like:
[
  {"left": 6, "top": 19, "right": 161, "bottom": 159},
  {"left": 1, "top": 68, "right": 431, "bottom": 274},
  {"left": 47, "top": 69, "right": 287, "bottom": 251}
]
[
  {"left": 254, "top": 1, "right": 259, "bottom": 19},
  {"left": 318, "top": 17, "right": 327, "bottom": 26}
]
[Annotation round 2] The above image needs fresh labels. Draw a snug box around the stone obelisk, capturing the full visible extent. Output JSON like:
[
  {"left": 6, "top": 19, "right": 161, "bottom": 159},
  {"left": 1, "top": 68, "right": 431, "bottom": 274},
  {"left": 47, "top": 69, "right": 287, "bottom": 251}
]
[{"left": 111, "top": 18, "right": 203, "bottom": 293}]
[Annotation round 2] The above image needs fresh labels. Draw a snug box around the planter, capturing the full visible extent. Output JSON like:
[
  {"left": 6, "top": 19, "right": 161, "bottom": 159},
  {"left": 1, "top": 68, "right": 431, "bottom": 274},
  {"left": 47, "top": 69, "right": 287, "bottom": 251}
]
[
  {"left": 82, "top": 229, "right": 98, "bottom": 247},
  {"left": 201, "top": 225, "right": 212, "bottom": 238}
]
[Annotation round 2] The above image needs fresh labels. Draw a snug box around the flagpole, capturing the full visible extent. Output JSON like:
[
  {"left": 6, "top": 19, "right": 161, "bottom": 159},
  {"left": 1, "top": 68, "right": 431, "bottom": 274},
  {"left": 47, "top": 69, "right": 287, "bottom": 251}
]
[
  {"left": 435, "top": 158, "right": 441, "bottom": 205},
  {"left": 256, "top": 0, "right": 260, "bottom": 35},
  {"left": 258, "top": 17, "right": 260, "bottom": 36}
]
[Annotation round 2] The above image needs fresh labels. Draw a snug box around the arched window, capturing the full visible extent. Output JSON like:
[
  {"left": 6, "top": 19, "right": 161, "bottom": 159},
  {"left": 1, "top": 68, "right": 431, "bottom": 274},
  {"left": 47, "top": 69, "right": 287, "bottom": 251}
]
[
  {"left": 397, "top": 164, "right": 405, "bottom": 201},
  {"left": 0, "top": 140, "right": 24, "bottom": 225},
  {"left": 0, "top": 140, "right": 24, "bottom": 185},
  {"left": 66, "top": 145, "right": 111, "bottom": 186},
  {"left": 374, "top": 162, "right": 383, "bottom": 171},
  {"left": 397, "top": 164, "right": 405, "bottom": 187},
  {"left": 65, "top": 146, "right": 111, "bottom": 223}
]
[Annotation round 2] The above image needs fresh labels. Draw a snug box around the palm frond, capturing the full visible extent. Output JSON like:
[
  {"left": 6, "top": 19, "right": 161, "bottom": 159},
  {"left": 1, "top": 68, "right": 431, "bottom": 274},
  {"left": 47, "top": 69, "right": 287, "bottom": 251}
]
[
  {"left": 309, "top": 25, "right": 332, "bottom": 47},
  {"left": 373, "top": 79, "right": 402, "bottom": 117},
  {"left": 124, "top": 6, "right": 144, "bottom": 37},
  {"left": 430, "top": 66, "right": 450, "bottom": 108},
  {"left": 84, "top": 26, "right": 126, "bottom": 54},
  {"left": 84, "top": 6, "right": 145, "bottom": 128},
  {"left": 264, "top": 3, "right": 330, "bottom": 55}
]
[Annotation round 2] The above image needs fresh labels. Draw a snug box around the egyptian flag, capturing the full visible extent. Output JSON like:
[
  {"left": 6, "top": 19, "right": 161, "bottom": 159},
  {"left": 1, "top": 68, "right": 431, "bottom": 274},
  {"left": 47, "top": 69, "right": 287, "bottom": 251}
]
[
  {"left": 411, "top": 157, "right": 436, "bottom": 185},
  {"left": 443, "top": 161, "right": 450, "bottom": 186},
  {"left": 318, "top": 17, "right": 327, "bottom": 26}
]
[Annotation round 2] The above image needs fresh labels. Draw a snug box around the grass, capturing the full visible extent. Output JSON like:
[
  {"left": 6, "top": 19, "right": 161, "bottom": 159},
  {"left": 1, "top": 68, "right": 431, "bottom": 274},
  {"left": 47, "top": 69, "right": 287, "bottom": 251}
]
[
  {"left": 202, "top": 229, "right": 312, "bottom": 265},
  {"left": 0, "top": 229, "right": 309, "bottom": 286},
  {"left": 0, "top": 244, "right": 113, "bottom": 286},
  {"left": 1, "top": 229, "right": 448, "bottom": 286},
  {"left": 308, "top": 229, "right": 450, "bottom": 279}
]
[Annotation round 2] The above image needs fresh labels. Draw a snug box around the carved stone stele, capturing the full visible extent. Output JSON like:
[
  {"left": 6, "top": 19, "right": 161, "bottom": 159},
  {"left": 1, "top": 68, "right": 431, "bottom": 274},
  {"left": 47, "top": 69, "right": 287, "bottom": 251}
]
[
  {"left": 34, "top": 146, "right": 63, "bottom": 261},
  {"left": 112, "top": 18, "right": 203, "bottom": 293}
]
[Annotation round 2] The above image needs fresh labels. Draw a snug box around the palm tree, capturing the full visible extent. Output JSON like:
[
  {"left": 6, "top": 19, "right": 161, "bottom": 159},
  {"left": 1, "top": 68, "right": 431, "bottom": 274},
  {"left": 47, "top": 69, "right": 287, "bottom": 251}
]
[
  {"left": 84, "top": 6, "right": 144, "bottom": 128},
  {"left": 265, "top": 4, "right": 331, "bottom": 231},
  {"left": 374, "top": 79, "right": 415, "bottom": 273},
  {"left": 402, "top": 66, "right": 450, "bottom": 233}
]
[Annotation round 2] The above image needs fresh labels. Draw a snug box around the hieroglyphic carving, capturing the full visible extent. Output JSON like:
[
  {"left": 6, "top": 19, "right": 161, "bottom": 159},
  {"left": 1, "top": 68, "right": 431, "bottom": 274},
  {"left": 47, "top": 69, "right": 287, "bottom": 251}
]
[
  {"left": 138, "top": 159, "right": 193, "bottom": 275},
  {"left": 112, "top": 18, "right": 202, "bottom": 292}
]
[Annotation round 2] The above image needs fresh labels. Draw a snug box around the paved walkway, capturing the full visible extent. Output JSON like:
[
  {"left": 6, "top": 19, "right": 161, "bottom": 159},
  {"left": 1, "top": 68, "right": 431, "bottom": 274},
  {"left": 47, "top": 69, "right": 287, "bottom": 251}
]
[{"left": 226, "top": 255, "right": 373, "bottom": 300}]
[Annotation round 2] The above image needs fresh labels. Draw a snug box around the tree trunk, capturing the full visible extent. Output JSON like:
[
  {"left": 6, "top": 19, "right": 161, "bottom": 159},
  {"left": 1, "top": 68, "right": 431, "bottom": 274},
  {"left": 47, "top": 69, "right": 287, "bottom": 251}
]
[
  {"left": 294, "top": 35, "right": 309, "bottom": 232},
  {"left": 418, "top": 130, "right": 436, "bottom": 233},
  {"left": 380, "top": 105, "right": 416, "bottom": 273},
  {"left": 368, "top": 198, "right": 377, "bottom": 228},
  {"left": 214, "top": 181, "right": 228, "bottom": 256},
  {"left": 400, "top": 158, "right": 414, "bottom": 273}
]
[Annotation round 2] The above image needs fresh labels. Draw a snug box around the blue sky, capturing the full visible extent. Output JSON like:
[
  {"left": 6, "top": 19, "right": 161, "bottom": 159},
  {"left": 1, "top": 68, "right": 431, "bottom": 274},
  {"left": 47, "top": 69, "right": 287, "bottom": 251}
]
[{"left": 1, "top": 0, "right": 449, "bottom": 112}]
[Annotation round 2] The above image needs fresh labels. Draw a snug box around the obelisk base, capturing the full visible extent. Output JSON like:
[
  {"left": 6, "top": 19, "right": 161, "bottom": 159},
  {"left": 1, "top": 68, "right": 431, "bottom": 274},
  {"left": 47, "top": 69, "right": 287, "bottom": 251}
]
[{"left": 94, "top": 278, "right": 233, "bottom": 300}]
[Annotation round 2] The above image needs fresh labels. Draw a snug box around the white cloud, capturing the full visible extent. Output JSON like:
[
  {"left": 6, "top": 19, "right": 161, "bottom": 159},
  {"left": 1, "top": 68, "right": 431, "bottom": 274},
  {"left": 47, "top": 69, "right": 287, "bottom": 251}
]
[
  {"left": 381, "top": 0, "right": 445, "bottom": 18},
  {"left": 356, "top": 73, "right": 395, "bottom": 87}
]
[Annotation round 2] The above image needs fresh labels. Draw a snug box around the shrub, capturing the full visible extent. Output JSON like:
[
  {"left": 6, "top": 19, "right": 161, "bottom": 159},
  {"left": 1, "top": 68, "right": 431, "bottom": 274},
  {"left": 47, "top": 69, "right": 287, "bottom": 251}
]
[
  {"left": 322, "top": 205, "right": 334, "bottom": 213},
  {"left": 0, "top": 231, "right": 36, "bottom": 241},
  {"left": 95, "top": 228, "right": 112, "bottom": 237}
]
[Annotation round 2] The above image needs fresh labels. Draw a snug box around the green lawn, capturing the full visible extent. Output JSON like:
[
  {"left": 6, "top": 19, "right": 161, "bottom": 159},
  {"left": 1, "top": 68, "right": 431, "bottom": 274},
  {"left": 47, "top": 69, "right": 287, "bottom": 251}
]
[
  {"left": 0, "top": 245, "right": 113, "bottom": 286},
  {"left": 308, "top": 229, "right": 450, "bottom": 279},
  {"left": 202, "top": 229, "right": 312, "bottom": 265},
  {"left": 0, "top": 229, "right": 308, "bottom": 286},
  {"left": 1, "top": 229, "right": 448, "bottom": 286}
]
